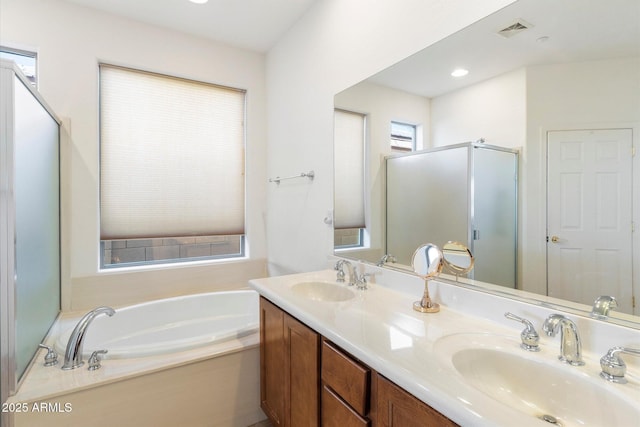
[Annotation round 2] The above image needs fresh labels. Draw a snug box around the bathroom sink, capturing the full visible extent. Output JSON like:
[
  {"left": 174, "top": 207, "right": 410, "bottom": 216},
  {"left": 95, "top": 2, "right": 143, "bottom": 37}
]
[
  {"left": 291, "top": 281, "right": 355, "bottom": 302},
  {"left": 435, "top": 333, "right": 640, "bottom": 427}
]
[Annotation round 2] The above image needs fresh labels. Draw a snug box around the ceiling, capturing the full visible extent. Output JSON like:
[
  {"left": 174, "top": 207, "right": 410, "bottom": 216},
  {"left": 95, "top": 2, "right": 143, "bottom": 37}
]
[
  {"left": 368, "top": 0, "right": 640, "bottom": 98},
  {"left": 62, "top": 0, "right": 319, "bottom": 52},
  {"left": 62, "top": 0, "right": 639, "bottom": 86}
]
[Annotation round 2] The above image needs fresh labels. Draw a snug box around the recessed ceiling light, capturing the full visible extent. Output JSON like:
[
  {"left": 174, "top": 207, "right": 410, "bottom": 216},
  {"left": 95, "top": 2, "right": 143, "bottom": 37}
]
[
  {"left": 189, "top": 0, "right": 208, "bottom": 4},
  {"left": 451, "top": 68, "right": 469, "bottom": 78}
]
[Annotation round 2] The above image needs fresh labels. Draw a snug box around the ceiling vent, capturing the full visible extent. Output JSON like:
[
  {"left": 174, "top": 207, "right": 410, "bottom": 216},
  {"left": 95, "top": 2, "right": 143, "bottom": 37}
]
[{"left": 497, "top": 19, "right": 533, "bottom": 38}]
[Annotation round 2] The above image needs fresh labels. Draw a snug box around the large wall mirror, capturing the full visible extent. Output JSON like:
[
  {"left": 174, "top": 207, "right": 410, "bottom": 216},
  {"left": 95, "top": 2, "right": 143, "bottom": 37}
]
[{"left": 333, "top": 0, "right": 639, "bottom": 327}]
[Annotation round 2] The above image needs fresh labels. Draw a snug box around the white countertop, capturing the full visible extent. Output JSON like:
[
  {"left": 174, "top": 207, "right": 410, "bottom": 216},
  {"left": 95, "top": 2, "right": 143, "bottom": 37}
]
[{"left": 249, "top": 267, "right": 640, "bottom": 427}]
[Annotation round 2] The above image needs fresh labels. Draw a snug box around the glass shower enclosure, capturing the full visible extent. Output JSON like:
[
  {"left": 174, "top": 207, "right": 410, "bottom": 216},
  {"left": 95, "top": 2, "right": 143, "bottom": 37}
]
[
  {"left": 0, "top": 59, "right": 61, "bottom": 406},
  {"left": 386, "top": 142, "right": 518, "bottom": 288}
]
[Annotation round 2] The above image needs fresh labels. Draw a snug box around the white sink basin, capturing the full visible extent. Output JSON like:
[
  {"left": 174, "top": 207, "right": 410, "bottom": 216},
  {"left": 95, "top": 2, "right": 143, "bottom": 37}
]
[
  {"left": 435, "top": 333, "right": 640, "bottom": 427},
  {"left": 291, "top": 281, "right": 355, "bottom": 302}
]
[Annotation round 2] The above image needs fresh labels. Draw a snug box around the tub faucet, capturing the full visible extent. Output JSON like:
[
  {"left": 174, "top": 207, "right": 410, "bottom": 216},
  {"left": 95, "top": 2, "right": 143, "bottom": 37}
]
[
  {"left": 62, "top": 306, "right": 115, "bottom": 370},
  {"left": 542, "top": 314, "right": 584, "bottom": 366},
  {"left": 334, "top": 259, "right": 356, "bottom": 286}
]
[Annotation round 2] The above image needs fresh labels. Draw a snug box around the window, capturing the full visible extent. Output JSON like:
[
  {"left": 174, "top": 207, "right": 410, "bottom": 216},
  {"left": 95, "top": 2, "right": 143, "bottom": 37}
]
[
  {"left": 334, "top": 109, "right": 366, "bottom": 248},
  {"left": 390, "top": 121, "right": 416, "bottom": 152},
  {"left": 0, "top": 47, "right": 36, "bottom": 86},
  {"left": 99, "top": 64, "right": 246, "bottom": 268}
]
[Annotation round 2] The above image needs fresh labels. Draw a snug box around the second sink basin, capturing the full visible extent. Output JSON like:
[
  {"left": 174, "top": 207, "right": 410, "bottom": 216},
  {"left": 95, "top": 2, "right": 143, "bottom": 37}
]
[
  {"left": 291, "top": 281, "right": 355, "bottom": 302},
  {"left": 435, "top": 333, "right": 640, "bottom": 427}
]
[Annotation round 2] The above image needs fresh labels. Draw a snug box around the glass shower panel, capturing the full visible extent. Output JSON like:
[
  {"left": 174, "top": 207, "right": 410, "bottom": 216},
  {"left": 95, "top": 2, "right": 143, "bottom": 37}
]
[
  {"left": 386, "top": 147, "right": 468, "bottom": 265},
  {"left": 13, "top": 75, "right": 60, "bottom": 380},
  {"left": 472, "top": 147, "right": 517, "bottom": 288}
]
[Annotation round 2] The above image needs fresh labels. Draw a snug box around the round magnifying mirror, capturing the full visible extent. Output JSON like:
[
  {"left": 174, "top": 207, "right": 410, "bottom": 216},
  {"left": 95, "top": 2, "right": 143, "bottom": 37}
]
[
  {"left": 411, "top": 243, "right": 444, "bottom": 279},
  {"left": 411, "top": 243, "right": 443, "bottom": 313},
  {"left": 442, "top": 241, "right": 474, "bottom": 278}
]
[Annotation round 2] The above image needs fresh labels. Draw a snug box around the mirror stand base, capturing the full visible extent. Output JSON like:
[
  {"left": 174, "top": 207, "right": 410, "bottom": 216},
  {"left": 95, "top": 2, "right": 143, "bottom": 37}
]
[
  {"left": 413, "top": 279, "right": 440, "bottom": 313},
  {"left": 413, "top": 300, "right": 440, "bottom": 313}
]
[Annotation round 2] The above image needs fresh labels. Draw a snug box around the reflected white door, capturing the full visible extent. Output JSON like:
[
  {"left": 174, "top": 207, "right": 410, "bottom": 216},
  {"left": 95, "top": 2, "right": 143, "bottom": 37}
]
[{"left": 547, "top": 129, "right": 633, "bottom": 314}]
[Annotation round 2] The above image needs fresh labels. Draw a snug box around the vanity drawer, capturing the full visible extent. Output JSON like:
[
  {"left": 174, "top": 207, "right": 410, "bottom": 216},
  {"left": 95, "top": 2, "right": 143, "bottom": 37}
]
[
  {"left": 322, "top": 385, "right": 369, "bottom": 427},
  {"left": 321, "top": 340, "right": 370, "bottom": 416}
]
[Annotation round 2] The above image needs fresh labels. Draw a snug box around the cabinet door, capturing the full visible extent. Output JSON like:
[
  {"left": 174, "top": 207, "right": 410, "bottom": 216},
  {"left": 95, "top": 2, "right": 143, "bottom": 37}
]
[
  {"left": 284, "top": 313, "right": 320, "bottom": 427},
  {"left": 260, "top": 297, "right": 285, "bottom": 426},
  {"left": 376, "top": 375, "right": 458, "bottom": 427}
]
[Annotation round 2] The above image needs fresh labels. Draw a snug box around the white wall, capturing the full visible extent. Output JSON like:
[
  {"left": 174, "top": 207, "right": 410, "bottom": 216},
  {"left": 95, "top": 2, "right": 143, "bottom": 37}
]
[
  {"left": 0, "top": 0, "right": 268, "bottom": 309},
  {"left": 334, "top": 81, "right": 431, "bottom": 261},
  {"left": 430, "top": 68, "right": 526, "bottom": 148},
  {"left": 265, "top": 0, "right": 517, "bottom": 275}
]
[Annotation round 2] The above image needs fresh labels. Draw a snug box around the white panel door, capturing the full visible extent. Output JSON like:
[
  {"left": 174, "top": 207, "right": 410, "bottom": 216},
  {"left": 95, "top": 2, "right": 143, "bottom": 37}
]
[{"left": 547, "top": 129, "right": 633, "bottom": 314}]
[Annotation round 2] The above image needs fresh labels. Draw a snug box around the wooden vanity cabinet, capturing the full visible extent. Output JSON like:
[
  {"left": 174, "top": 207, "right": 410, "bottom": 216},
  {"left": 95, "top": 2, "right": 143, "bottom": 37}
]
[
  {"left": 259, "top": 297, "right": 320, "bottom": 427},
  {"left": 259, "top": 296, "right": 457, "bottom": 427},
  {"left": 376, "top": 375, "right": 458, "bottom": 427}
]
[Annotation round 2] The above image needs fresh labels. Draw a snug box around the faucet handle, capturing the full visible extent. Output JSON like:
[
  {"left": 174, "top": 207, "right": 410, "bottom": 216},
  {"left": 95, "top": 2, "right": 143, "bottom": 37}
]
[
  {"left": 355, "top": 272, "right": 372, "bottom": 290},
  {"left": 600, "top": 346, "right": 640, "bottom": 384},
  {"left": 38, "top": 344, "right": 59, "bottom": 367},
  {"left": 87, "top": 350, "right": 108, "bottom": 371},
  {"left": 334, "top": 260, "right": 346, "bottom": 282},
  {"left": 376, "top": 254, "right": 397, "bottom": 266},
  {"left": 504, "top": 312, "right": 540, "bottom": 352}
]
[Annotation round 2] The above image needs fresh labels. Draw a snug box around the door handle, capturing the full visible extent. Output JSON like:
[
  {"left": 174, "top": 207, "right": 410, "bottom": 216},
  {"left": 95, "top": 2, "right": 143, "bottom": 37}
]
[{"left": 550, "top": 236, "right": 560, "bottom": 243}]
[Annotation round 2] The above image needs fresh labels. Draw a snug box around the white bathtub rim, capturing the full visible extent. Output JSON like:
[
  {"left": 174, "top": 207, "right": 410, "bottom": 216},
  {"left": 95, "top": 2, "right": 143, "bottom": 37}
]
[{"left": 53, "top": 290, "right": 258, "bottom": 359}]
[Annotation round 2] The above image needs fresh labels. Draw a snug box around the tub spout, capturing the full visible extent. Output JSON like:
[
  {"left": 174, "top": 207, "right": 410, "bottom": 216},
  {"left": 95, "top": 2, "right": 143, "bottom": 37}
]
[{"left": 62, "top": 306, "right": 115, "bottom": 370}]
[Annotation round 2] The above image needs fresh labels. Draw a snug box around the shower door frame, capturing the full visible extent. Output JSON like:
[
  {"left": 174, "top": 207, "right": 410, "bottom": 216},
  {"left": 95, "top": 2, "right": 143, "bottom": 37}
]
[{"left": 0, "top": 59, "right": 61, "bottom": 410}]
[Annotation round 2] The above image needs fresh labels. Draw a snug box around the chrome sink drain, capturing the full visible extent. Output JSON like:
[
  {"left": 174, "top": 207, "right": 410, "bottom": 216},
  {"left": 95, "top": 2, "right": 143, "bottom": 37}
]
[{"left": 539, "top": 414, "right": 563, "bottom": 426}]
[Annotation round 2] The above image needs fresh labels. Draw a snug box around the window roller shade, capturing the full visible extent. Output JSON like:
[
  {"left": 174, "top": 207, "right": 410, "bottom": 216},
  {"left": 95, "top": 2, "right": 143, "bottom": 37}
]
[
  {"left": 100, "top": 65, "right": 245, "bottom": 240},
  {"left": 334, "top": 110, "right": 365, "bottom": 230}
]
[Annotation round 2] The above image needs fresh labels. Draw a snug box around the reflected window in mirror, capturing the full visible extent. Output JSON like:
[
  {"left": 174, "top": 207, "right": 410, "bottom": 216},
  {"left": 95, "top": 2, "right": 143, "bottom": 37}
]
[
  {"left": 334, "top": 109, "right": 367, "bottom": 249},
  {"left": 334, "top": 228, "right": 364, "bottom": 249},
  {"left": 1, "top": 46, "right": 37, "bottom": 86},
  {"left": 390, "top": 121, "right": 418, "bottom": 152}
]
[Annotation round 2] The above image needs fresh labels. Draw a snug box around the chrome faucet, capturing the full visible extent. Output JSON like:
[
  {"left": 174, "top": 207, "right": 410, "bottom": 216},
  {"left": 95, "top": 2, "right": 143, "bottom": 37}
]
[
  {"left": 62, "top": 306, "right": 115, "bottom": 370},
  {"left": 376, "top": 254, "right": 396, "bottom": 267},
  {"left": 542, "top": 314, "right": 584, "bottom": 366},
  {"left": 590, "top": 295, "right": 618, "bottom": 319},
  {"left": 334, "top": 259, "right": 356, "bottom": 286}
]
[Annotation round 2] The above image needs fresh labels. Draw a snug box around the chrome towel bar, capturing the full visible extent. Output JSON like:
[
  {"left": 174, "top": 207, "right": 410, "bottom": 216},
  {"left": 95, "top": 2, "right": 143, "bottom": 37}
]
[{"left": 269, "top": 170, "right": 315, "bottom": 184}]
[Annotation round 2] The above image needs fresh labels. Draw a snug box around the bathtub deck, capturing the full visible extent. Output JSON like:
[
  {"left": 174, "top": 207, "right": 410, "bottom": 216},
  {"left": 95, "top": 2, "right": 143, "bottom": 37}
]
[
  {"left": 11, "top": 345, "right": 265, "bottom": 427},
  {"left": 10, "top": 297, "right": 259, "bottom": 403}
]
